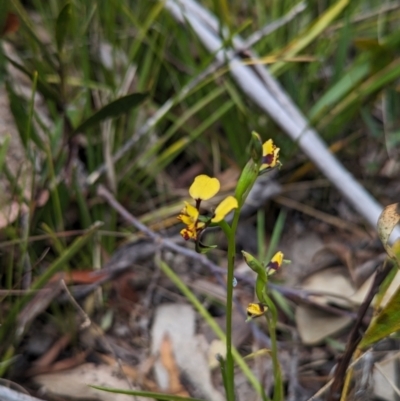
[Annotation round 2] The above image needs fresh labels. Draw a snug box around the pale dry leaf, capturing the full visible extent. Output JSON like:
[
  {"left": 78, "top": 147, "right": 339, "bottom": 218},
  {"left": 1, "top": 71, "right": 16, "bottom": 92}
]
[
  {"left": 151, "top": 303, "right": 224, "bottom": 401},
  {"left": 300, "top": 267, "right": 356, "bottom": 308},
  {"left": 295, "top": 305, "right": 352, "bottom": 345},
  {"left": 34, "top": 363, "right": 150, "bottom": 401},
  {"left": 207, "top": 339, "right": 226, "bottom": 370},
  {"left": 349, "top": 274, "right": 374, "bottom": 305},
  {"left": 373, "top": 352, "right": 400, "bottom": 401}
]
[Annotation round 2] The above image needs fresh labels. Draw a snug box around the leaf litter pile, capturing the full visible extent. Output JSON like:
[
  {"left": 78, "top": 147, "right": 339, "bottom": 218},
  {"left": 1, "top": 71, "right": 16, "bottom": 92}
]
[{"left": 1, "top": 2, "right": 400, "bottom": 401}]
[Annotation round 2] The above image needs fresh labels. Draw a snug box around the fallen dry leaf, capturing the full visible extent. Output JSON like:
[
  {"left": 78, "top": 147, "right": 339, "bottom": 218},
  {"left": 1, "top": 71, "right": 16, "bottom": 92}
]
[
  {"left": 33, "top": 363, "right": 150, "bottom": 401},
  {"left": 373, "top": 352, "right": 400, "bottom": 401},
  {"left": 160, "top": 334, "right": 189, "bottom": 396},
  {"left": 151, "top": 303, "right": 224, "bottom": 401},
  {"left": 296, "top": 305, "right": 352, "bottom": 345},
  {"left": 299, "top": 267, "right": 356, "bottom": 309}
]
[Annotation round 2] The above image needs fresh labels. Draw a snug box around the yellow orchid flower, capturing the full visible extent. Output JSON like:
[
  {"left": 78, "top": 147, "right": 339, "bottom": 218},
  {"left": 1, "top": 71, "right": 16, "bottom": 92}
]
[
  {"left": 246, "top": 302, "right": 268, "bottom": 319},
  {"left": 189, "top": 174, "right": 220, "bottom": 201},
  {"left": 261, "top": 139, "right": 280, "bottom": 171},
  {"left": 178, "top": 175, "right": 238, "bottom": 241}
]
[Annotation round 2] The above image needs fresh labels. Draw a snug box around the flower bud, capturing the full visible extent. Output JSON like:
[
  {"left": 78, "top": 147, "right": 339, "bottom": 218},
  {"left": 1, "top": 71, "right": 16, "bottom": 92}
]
[
  {"left": 242, "top": 251, "right": 264, "bottom": 274},
  {"left": 234, "top": 132, "right": 263, "bottom": 206},
  {"left": 249, "top": 131, "right": 263, "bottom": 164}
]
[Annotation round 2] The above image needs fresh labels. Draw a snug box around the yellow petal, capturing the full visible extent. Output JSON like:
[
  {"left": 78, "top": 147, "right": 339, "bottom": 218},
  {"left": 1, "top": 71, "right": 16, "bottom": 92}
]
[
  {"left": 184, "top": 202, "right": 199, "bottom": 219},
  {"left": 178, "top": 202, "right": 198, "bottom": 223},
  {"left": 189, "top": 175, "right": 220, "bottom": 201},
  {"left": 262, "top": 139, "right": 274, "bottom": 156},
  {"left": 211, "top": 196, "right": 238, "bottom": 223},
  {"left": 261, "top": 139, "right": 280, "bottom": 170},
  {"left": 178, "top": 214, "right": 193, "bottom": 225},
  {"left": 267, "top": 251, "right": 284, "bottom": 273}
]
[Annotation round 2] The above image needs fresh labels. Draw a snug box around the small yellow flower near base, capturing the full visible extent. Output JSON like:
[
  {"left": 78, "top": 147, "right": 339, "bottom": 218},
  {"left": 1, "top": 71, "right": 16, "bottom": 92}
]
[
  {"left": 261, "top": 139, "right": 280, "bottom": 171},
  {"left": 246, "top": 302, "right": 268, "bottom": 319},
  {"left": 189, "top": 174, "right": 220, "bottom": 201},
  {"left": 212, "top": 196, "right": 238, "bottom": 222}
]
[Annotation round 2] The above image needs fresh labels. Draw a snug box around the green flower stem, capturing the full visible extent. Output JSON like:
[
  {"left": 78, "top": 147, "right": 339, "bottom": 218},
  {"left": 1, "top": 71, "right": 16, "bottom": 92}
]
[
  {"left": 219, "top": 219, "right": 236, "bottom": 401},
  {"left": 244, "top": 249, "right": 283, "bottom": 400},
  {"left": 157, "top": 257, "right": 267, "bottom": 400},
  {"left": 262, "top": 288, "right": 282, "bottom": 401}
]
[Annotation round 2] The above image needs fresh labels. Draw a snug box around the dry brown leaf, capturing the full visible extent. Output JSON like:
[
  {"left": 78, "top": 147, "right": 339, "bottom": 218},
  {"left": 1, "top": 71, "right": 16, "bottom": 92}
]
[{"left": 160, "top": 334, "right": 188, "bottom": 396}]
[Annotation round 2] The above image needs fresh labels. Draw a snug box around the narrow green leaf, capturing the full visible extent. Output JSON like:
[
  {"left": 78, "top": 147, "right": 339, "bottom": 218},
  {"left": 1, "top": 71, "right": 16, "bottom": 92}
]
[
  {"left": 74, "top": 93, "right": 148, "bottom": 133},
  {"left": 0, "top": 3, "right": 10, "bottom": 34},
  {"left": 269, "top": 0, "right": 349, "bottom": 75},
  {"left": 0, "top": 135, "right": 10, "bottom": 173},
  {"left": 91, "top": 386, "right": 205, "bottom": 401},
  {"left": 309, "top": 61, "right": 370, "bottom": 121},
  {"left": 55, "top": 2, "right": 72, "bottom": 53},
  {"left": 360, "top": 284, "right": 400, "bottom": 349},
  {"left": 5, "top": 81, "right": 35, "bottom": 148},
  {"left": 5, "top": 55, "right": 60, "bottom": 104}
]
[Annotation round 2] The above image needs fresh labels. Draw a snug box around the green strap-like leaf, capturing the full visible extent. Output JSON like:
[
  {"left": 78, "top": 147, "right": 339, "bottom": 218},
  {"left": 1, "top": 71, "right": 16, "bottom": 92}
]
[
  {"left": 55, "top": 2, "right": 72, "bottom": 53},
  {"left": 359, "top": 283, "right": 400, "bottom": 349},
  {"left": 74, "top": 92, "right": 148, "bottom": 133},
  {"left": 91, "top": 386, "right": 206, "bottom": 401}
]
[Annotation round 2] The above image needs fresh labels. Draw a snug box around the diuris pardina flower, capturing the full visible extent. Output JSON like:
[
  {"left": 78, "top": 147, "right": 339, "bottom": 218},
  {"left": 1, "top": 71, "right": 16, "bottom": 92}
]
[
  {"left": 246, "top": 302, "right": 268, "bottom": 319},
  {"left": 267, "top": 251, "right": 284, "bottom": 276},
  {"left": 260, "top": 139, "right": 280, "bottom": 172},
  {"left": 178, "top": 174, "right": 238, "bottom": 241}
]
